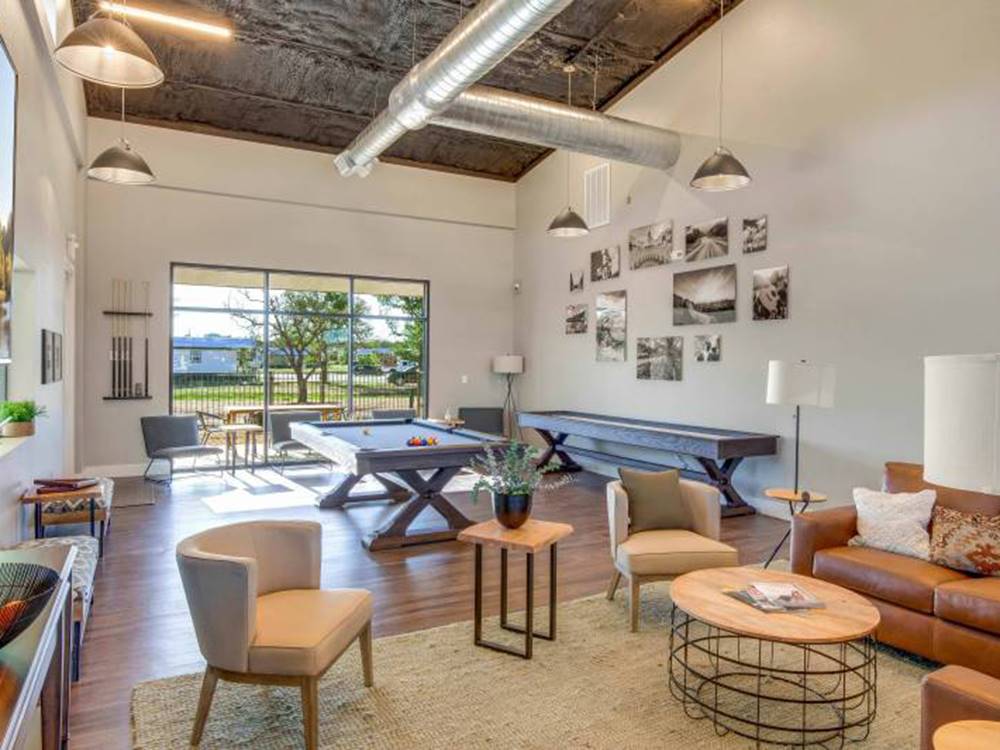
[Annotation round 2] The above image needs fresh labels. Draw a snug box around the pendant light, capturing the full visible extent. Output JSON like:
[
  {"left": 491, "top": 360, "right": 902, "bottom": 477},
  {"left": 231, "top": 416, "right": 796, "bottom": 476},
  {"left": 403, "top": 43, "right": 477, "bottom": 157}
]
[
  {"left": 88, "top": 88, "right": 155, "bottom": 185},
  {"left": 547, "top": 65, "right": 589, "bottom": 238},
  {"left": 55, "top": 2, "right": 164, "bottom": 89},
  {"left": 691, "top": 0, "right": 751, "bottom": 192}
]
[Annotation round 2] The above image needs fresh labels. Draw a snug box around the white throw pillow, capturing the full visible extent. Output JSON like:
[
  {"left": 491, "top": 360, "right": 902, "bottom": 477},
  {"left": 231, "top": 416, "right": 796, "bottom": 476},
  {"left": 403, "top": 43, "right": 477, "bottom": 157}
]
[{"left": 849, "top": 487, "right": 937, "bottom": 560}]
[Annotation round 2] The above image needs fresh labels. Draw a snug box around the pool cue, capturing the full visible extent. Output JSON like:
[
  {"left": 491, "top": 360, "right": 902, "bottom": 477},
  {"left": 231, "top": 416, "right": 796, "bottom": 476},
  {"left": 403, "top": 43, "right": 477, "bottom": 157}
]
[
  {"left": 110, "top": 280, "right": 115, "bottom": 397},
  {"left": 127, "top": 280, "right": 133, "bottom": 396},
  {"left": 143, "top": 281, "right": 150, "bottom": 396}
]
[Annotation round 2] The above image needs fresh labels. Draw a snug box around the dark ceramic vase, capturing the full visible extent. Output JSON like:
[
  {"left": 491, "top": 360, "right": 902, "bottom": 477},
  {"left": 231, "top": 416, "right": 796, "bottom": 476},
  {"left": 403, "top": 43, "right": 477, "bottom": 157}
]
[{"left": 492, "top": 492, "right": 533, "bottom": 529}]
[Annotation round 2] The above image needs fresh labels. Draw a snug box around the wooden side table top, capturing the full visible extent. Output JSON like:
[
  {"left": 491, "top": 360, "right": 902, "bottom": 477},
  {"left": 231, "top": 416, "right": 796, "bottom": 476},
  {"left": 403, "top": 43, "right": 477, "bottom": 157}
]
[
  {"left": 458, "top": 518, "right": 574, "bottom": 553},
  {"left": 22, "top": 484, "right": 103, "bottom": 505},
  {"left": 671, "top": 567, "right": 880, "bottom": 644},
  {"left": 215, "top": 423, "right": 264, "bottom": 434},
  {"left": 933, "top": 720, "right": 1000, "bottom": 750},
  {"left": 764, "top": 488, "right": 828, "bottom": 503}
]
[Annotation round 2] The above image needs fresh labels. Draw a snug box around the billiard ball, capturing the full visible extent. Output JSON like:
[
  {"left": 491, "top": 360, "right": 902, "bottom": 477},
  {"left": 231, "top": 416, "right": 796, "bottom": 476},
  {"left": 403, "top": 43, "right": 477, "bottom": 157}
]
[{"left": 362, "top": 428, "right": 371, "bottom": 436}]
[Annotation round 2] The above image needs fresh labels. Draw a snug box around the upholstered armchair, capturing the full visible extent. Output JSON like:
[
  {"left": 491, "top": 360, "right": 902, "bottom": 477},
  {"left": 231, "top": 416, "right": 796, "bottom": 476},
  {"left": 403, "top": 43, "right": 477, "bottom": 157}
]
[
  {"left": 177, "top": 521, "right": 373, "bottom": 749},
  {"left": 606, "top": 479, "right": 739, "bottom": 631}
]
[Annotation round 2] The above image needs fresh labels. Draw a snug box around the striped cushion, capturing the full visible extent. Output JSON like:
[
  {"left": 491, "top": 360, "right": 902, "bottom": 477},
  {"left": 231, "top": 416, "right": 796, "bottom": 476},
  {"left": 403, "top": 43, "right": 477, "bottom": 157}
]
[{"left": 40, "top": 477, "right": 114, "bottom": 515}]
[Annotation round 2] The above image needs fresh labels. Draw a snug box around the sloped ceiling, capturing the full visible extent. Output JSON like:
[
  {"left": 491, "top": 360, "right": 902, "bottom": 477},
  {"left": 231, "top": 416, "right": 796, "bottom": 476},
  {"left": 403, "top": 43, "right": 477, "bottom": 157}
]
[{"left": 74, "top": 0, "right": 740, "bottom": 180}]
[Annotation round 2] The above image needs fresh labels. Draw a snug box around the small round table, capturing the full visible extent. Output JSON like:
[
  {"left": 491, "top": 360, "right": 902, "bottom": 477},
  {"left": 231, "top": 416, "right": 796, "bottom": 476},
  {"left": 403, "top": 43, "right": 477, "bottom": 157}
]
[
  {"left": 669, "top": 567, "right": 880, "bottom": 748},
  {"left": 762, "top": 488, "right": 828, "bottom": 568},
  {"left": 216, "top": 424, "right": 263, "bottom": 473},
  {"left": 933, "top": 720, "right": 1000, "bottom": 750}
]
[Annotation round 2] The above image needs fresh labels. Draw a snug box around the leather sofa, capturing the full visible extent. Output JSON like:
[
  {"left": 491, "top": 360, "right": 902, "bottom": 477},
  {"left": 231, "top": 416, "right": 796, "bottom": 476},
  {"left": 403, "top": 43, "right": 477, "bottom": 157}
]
[{"left": 791, "top": 462, "right": 1000, "bottom": 678}]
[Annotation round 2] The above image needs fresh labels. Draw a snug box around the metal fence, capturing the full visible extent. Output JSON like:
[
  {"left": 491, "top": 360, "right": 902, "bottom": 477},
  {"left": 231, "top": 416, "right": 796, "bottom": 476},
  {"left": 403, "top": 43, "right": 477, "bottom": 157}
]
[{"left": 171, "top": 371, "right": 423, "bottom": 422}]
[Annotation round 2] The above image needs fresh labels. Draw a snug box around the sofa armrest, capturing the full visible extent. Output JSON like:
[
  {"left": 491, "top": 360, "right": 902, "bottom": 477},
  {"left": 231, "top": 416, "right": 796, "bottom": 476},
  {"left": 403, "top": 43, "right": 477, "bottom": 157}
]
[
  {"left": 606, "top": 481, "right": 630, "bottom": 559},
  {"left": 679, "top": 479, "right": 722, "bottom": 541},
  {"left": 920, "top": 666, "right": 1000, "bottom": 750},
  {"left": 790, "top": 506, "right": 857, "bottom": 576}
]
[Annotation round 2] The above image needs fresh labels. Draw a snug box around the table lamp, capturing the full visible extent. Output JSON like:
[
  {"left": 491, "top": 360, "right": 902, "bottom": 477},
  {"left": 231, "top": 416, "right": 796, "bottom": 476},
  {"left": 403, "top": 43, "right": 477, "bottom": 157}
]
[
  {"left": 492, "top": 354, "right": 524, "bottom": 438},
  {"left": 924, "top": 354, "right": 1000, "bottom": 494},
  {"left": 766, "top": 360, "right": 836, "bottom": 493}
]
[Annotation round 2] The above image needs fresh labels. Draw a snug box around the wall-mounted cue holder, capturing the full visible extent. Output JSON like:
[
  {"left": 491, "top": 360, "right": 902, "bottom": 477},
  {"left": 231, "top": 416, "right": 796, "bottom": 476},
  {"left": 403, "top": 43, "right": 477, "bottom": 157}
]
[{"left": 103, "top": 278, "right": 153, "bottom": 401}]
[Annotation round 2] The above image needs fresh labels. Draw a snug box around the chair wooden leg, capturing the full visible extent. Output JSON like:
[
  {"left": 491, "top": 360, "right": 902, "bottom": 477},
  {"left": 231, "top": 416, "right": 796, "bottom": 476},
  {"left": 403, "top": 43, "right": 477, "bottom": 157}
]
[
  {"left": 190, "top": 667, "right": 219, "bottom": 746},
  {"left": 606, "top": 570, "right": 622, "bottom": 601},
  {"left": 359, "top": 622, "right": 374, "bottom": 687},
  {"left": 629, "top": 576, "right": 641, "bottom": 633},
  {"left": 300, "top": 676, "right": 319, "bottom": 750}
]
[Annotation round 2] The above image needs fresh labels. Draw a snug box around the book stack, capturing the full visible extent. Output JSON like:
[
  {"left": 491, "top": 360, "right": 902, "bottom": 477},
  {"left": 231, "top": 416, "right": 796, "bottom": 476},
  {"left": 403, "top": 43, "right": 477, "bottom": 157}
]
[
  {"left": 725, "top": 581, "right": 825, "bottom": 613},
  {"left": 32, "top": 478, "right": 99, "bottom": 495}
]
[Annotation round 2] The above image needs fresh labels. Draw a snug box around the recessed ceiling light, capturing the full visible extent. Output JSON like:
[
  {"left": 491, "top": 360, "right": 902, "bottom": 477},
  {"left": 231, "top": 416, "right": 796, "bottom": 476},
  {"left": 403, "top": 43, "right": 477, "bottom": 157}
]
[{"left": 98, "top": 2, "right": 232, "bottom": 39}]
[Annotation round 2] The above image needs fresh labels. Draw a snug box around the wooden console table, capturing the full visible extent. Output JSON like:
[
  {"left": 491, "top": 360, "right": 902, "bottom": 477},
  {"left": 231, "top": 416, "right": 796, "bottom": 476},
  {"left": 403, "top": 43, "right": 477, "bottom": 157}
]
[{"left": 0, "top": 544, "right": 75, "bottom": 750}]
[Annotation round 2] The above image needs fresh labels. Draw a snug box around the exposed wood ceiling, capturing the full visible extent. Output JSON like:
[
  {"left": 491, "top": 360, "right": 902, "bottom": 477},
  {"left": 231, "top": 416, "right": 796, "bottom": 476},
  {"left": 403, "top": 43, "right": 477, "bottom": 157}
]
[{"left": 74, "top": 0, "right": 739, "bottom": 181}]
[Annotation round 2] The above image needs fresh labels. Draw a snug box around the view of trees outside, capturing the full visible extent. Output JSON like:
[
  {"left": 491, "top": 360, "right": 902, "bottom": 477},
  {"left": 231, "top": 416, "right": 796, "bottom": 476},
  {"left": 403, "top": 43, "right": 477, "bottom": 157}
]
[{"left": 170, "top": 266, "right": 428, "bottom": 452}]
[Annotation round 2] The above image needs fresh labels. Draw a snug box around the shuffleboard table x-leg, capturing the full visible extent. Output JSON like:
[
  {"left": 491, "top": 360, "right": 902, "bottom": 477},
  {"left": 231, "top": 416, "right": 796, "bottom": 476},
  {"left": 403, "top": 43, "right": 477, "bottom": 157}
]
[
  {"left": 362, "top": 467, "right": 473, "bottom": 550},
  {"left": 535, "top": 430, "right": 583, "bottom": 472},
  {"left": 692, "top": 457, "right": 755, "bottom": 517}
]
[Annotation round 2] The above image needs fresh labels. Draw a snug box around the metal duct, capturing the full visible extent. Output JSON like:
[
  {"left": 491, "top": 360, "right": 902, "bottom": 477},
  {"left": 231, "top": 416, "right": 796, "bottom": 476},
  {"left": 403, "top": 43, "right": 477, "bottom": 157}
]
[
  {"left": 334, "top": 0, "right": 574, "bottom": 177},
  {"left": 433, "top": 85, "right": 681, "bottom": 170}
]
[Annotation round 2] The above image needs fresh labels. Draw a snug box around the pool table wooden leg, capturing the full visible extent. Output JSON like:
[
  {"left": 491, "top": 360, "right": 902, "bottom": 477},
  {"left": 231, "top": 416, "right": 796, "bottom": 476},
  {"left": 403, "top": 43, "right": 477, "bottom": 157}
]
[
  {"left": 363, "top": 467, "right": 472, "bottom": 550},
  {"left": 315, "top": 474, "right": 363, "bottom": 509}
]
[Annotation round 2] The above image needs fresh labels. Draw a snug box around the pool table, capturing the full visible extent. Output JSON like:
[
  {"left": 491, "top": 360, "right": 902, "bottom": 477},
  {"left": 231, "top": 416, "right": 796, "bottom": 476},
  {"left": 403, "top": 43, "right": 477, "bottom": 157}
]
[{"left": 291, "top": 418, "right": 504, "bottom": 550}]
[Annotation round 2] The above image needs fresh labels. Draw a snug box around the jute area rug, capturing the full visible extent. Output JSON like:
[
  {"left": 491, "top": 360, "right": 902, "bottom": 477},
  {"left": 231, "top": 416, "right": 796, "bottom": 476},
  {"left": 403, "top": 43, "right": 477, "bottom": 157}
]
[{"left": 132, "top": 581, "right": 929, "bottom": 749}]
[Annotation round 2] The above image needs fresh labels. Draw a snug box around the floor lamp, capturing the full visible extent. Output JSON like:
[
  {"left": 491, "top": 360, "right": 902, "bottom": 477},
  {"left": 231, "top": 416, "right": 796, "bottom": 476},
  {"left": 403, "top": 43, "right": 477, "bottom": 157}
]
[
  {"left": 924, "top": 353, "right": 1000, "bottom": 495},
  {"left": 766, "top": 360, "right": 837, "bottom": 494},
  {"left": 492, "top": 355, "right": 524, "bottom": 439}
]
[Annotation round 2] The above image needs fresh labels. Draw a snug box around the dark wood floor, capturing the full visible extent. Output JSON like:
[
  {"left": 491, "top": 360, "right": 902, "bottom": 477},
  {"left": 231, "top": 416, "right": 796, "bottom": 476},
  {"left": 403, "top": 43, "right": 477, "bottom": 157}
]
[{"left": 67, "top": 469, "right": 786, "bottom": 749}]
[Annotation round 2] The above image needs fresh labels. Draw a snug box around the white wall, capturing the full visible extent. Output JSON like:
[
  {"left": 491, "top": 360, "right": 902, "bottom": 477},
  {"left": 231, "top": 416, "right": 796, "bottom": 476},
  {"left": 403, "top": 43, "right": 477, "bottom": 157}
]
[
  {"left": 513, "top": 0, "right": 1000, "bottom": 516},
  {"left": 0, "top": 0, "right": 86, "bottom": 544},
  {"left": 82, "top": 121, "right": 516, "bottom": 474}
]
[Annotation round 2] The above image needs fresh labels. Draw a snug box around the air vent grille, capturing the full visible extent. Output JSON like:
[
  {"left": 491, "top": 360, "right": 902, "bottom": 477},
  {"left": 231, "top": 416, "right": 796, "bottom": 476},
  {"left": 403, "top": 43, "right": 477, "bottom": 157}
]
[{"left": 584, "top": 162, "right": 610, "bottom": 228}]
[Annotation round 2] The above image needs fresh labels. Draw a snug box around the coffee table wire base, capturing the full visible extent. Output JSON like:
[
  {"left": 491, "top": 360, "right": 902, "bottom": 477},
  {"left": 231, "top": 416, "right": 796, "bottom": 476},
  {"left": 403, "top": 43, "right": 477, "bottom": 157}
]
[{"left": 668, "top": 607, "right": 877, "bottom": 748}]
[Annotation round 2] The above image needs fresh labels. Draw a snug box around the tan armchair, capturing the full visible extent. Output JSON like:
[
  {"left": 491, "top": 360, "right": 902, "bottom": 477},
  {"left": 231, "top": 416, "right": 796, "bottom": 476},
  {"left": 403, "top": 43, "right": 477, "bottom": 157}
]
[
  {"left": 176, "top": 520, "right": 373, "bottom": 749},
  {"left": 606, "top": 479, "right": 739, "bottom": 631}
]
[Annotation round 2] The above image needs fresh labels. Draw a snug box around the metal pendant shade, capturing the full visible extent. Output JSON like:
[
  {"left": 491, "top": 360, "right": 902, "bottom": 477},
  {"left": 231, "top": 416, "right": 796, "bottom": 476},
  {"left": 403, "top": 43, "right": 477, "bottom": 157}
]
[
  {"left": 547, "top": 207, "right": 589, "bottom": 238},
  {"left": 88, "top": 140, "right": 155, "bottom": 185},
  {"left": 690, "top": 146, "right": 751, "bottom": 191},
  {"left": 691, "top": 0, "right": 751, "bottom": 192},
  {"left": 55, "top": 16, "right": 164, "bottom": 88}
]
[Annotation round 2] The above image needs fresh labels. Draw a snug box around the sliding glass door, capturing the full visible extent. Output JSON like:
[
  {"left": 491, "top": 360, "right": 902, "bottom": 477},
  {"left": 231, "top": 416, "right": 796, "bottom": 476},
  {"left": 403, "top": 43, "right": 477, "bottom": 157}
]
[{"left": 170, "top": 264, "right": 429, "bottom": 461}]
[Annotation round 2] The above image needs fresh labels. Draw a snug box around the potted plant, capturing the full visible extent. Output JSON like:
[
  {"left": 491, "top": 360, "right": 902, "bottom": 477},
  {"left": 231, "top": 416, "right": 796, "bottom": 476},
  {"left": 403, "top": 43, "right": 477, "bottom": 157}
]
[
  {"left": 0, "top": 401, "right": 47, "bottom": 438},
  {"left": 470, "top": 443, "right": 560, "bottom": 529}
]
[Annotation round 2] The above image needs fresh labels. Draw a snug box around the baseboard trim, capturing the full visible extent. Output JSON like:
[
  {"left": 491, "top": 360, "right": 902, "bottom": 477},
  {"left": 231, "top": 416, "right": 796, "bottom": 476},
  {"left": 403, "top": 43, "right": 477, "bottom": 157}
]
[{"left": 82, "top": 463, "right": 148, "bottom": 478}]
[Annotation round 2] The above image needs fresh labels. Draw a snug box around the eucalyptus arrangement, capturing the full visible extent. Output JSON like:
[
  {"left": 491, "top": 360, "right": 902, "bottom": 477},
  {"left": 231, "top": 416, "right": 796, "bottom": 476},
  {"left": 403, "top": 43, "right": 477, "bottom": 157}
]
[
  {"left": 470, "top": 443, "right": 568, "bottom": 528},
  {"left": 0, "top": 401, "right": 47, "bottom": 437}
]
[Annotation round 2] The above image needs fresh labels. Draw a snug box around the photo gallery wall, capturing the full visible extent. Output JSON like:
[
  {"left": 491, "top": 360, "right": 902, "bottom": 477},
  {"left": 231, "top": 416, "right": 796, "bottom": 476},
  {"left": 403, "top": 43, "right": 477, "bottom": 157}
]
[{"left": 565, "top": 212, "right": 787, "bottom": 381}]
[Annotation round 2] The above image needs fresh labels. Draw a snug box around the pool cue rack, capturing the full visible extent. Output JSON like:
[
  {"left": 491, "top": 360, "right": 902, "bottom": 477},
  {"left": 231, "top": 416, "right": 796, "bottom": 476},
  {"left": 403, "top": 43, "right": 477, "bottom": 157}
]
[{"left": 103, "top": 279, "right": 154, "bottom": 401}]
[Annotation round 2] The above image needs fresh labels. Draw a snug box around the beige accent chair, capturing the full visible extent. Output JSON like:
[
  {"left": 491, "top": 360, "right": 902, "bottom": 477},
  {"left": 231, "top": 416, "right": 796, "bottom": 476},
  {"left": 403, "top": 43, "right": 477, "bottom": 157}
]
[
  {"left": 606, "top": 478, "right": 739, "bottom": 631},
  {"left": 176, "top": 521, "right": 373, "bottom": 749}
]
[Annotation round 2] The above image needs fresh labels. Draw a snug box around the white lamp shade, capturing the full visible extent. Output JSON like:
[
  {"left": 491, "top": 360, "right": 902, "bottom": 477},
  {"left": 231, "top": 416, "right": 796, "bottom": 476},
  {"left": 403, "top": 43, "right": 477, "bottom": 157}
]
[
  {"left": 924, "top": 353, "right": 1000, "bottom": 494},
  {"left": 492, "top": 355, "right": 524, "bottom": 375},
  {"left": 766, "top": 360, "right": 836, "bottom": 408}
]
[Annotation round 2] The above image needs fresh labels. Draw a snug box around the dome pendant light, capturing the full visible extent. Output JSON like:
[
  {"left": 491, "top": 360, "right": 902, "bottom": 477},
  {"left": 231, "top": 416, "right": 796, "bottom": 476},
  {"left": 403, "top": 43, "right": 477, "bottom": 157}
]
[
  {"left": 548, "top": 66, "right": 589, "bottom": 238},
  {"left": 691, "top": 0, "right": 751, "bottom": 192},
  {"left": 55, "top": 4, "right": 164, "bottom": 89},
  {"left": 88, "top": 88, "right": 155, "bottom": 185}
]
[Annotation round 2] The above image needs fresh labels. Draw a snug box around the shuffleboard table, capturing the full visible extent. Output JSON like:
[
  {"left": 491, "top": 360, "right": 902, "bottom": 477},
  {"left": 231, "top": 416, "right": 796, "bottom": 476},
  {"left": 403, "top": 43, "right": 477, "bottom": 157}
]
[
  {"left": 291, "top": 418, "right": 504, "bottom": 550},
  {"left": 517, "top": 410, "right": 779, "bottom": 517}
]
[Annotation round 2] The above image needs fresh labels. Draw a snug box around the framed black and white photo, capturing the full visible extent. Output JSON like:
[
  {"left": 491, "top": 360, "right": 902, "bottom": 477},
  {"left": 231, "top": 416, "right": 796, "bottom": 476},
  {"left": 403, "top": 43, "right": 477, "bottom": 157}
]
[
  {"left": 673, "top": 264, "right": 737, "bottom": 325},
  {"left": 628, "top": 221, "right": 678, "bottom": 269},
  {"left": 590, "top": 246, "right": 621, "bottom": 282},
  {"left": 753, "top": 265, "right": 789, "bottom": 320},
  {"left": 52, "top": 331, "right": 62, "bottom": 381},
  {"left": 694, "top": 334, "right": 721, "bottom": 362},
  {"left": 41, "top": 330, "right": 53, "bottom": 384},
  {"left": 596, "top": 290, "right": 626, "bottom": 361},
  {"left": 637, "top": 336, "right": 683, "bottom": 381},
  {"left": 743, "top": 215, "right": 768, "bottom": 253},
  {"left": 565, "top": 303, "right": 587, "bottom": 334},
  {"left": 569, "top": 268, "right": 585, "bottom": 293},
  {"left": 685, "top": 217, "right": 729, "bottom": 262}
]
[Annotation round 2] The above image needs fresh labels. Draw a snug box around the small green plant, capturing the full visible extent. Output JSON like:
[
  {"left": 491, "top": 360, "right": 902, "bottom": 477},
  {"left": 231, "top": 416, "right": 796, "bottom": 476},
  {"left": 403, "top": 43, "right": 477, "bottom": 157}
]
[
  {"left": 470, "top": 443, "right": 563, "bottom": 500},
  {"left": 0, "top": 400, "right": 47, "bottom": 423}
]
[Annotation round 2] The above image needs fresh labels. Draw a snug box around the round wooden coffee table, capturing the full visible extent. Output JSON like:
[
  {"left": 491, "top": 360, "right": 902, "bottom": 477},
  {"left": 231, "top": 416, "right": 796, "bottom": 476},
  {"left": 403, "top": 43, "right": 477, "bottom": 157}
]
[{"left": 669, "top": 567, "right": 880, "bottom": 747}]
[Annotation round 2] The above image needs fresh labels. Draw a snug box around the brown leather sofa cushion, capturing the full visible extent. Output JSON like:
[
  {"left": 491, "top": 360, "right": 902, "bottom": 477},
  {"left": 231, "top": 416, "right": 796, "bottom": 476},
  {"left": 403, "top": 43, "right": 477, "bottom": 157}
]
[
  {"left": 885, "top": 462, "right": 1000, "bottom": 515},
  {"left": 935, "top": 578, "right": 1000, "bottom": 637},
  {"left": 813, "top": 546, "right": 967, "bottom": 613}
]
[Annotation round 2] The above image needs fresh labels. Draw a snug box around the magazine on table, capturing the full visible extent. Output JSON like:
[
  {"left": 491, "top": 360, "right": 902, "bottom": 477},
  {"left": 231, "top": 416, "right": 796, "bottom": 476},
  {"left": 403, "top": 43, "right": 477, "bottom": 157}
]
[{"left": 724, "top": 581, "right": 825, "bottom": 613}]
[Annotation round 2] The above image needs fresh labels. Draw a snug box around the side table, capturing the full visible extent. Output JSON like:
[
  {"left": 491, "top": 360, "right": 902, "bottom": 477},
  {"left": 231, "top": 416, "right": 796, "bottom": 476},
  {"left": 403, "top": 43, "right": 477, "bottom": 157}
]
[
  {"left": 762, "top": 488, "right": 827, "bottom": 568},
  {"left": 933, "top": 720, "right": 1000, "bottom": 750},
  {"left": 458, "top": 518, "right": 573, "bottom": 659}
]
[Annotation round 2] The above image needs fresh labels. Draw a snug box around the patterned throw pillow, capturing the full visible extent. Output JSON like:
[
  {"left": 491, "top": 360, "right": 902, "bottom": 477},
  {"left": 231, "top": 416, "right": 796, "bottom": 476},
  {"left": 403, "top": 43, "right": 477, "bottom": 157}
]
[
  {"left": 848, "top": 487, "right": 937, "bottom": 560},
  {"left": 930, "top": 506, "right": 1000, "bottom": 576}
]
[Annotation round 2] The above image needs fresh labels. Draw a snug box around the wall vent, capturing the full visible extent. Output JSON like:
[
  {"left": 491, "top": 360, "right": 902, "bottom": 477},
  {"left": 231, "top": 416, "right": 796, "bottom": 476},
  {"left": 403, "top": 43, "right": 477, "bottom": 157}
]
[{"left": 584, "top": 163, "right": 611, "bottom": 229}]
